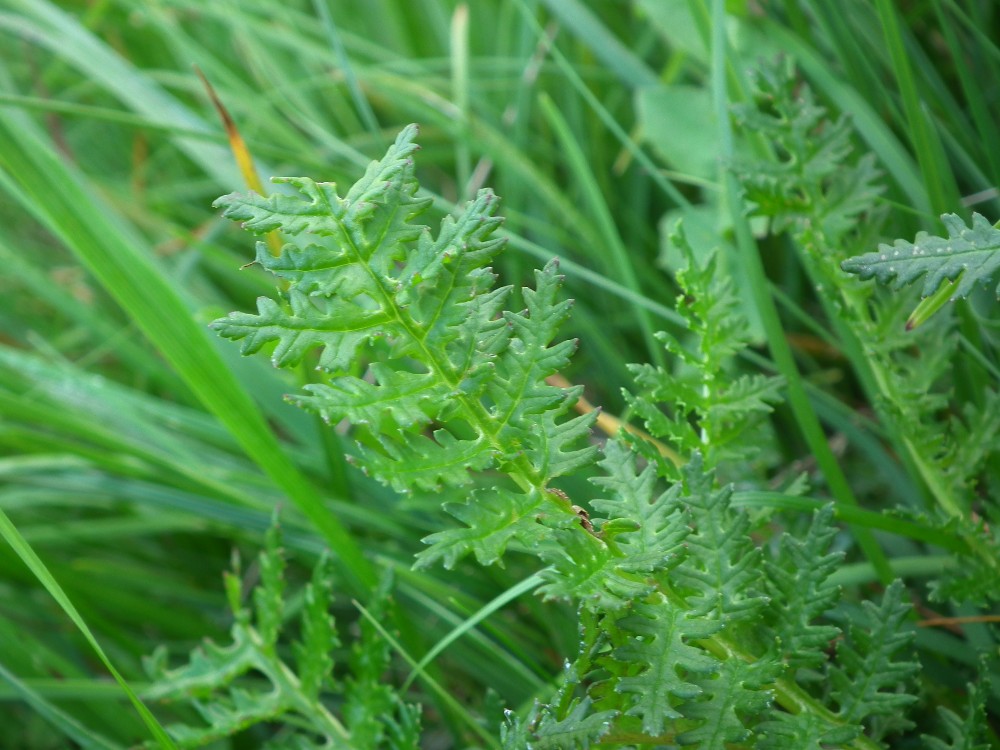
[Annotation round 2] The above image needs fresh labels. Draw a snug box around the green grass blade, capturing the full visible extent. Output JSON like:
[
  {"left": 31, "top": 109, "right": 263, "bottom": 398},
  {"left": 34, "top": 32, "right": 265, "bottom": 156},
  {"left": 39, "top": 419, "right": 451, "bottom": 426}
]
[
  {"left": 0, "top": 110, "right": 376, "bottom": 593},
  {"left": 538, "top": 93, "right": 666, "bottom": 369},
  {"left": 0, "top": 509, "right": 176, "bottom": 748},
  {"left": 873, "top": 0, "right": 961, "bottom": 216},
  {"left": 0, "top": 663, "right": 122, "bottom": 750},
  {"left": 708, "top": 0, "right": 892, "bottom": 582}
]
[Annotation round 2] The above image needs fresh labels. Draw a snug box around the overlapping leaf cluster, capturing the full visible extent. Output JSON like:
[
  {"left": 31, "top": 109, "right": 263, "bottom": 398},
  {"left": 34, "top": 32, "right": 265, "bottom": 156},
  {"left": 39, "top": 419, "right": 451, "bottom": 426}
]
[
  {"left": 210, "top": 127, "right": 928, "bottom": 748},
  {"left": 731, "top": 60, "right": 884, "bottom": 249},
  {"left": 526, "top": 446, "right": 920, "bottom": 749},
  {"left": 733, "top": 62, "right": 1000, "bottom": 605},
  {"left": 212, "top": 125, "right": 596, "bottom": 567},
  {"left": 143, "top": 524, "right": 418, "bottom": 749}
]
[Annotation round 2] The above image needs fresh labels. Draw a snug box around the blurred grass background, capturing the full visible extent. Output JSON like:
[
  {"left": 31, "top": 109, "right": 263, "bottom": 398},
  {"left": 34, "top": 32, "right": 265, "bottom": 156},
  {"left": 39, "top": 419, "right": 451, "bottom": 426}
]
[{"left": 0, "top": 0, "right": 998, "bottom": 746}]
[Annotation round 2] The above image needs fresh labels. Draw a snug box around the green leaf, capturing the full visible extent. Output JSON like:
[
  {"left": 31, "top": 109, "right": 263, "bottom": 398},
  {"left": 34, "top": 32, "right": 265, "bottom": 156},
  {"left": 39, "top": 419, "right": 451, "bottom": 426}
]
[
  {"left": 754, "top": 710, "right": 860, "bottom": 749},
  {"left": 214, "top": 127, "right": 594, "bottom": 509},
  {"left": 732, "top": 62, "right": 885, "bottom": 239},
  {"left": 536, "top": 527, "right": 652, "bottom": 611},
  {"left": 294, "top": 365, "right": 444, "bottom": 432},
  {"left": 343, "top": 574, "right": 397, "bottom": 749},
  {"left": 764, "top": 505, "right": 844, "bottom": 674},
  {"left": 921, "top": 676, "right": 992, "bottom": 750},
  {"left": 841, "top": 213, "right": 1000, "bottom": 299},
  {"left": 524, "top": 410, "right": 599, "bottom": 483},
  {"left": 143, "top": 520, "right": 399, "bottom": 748},
  {"left": 623, "top": 226, "right": 783, "bottom": 473},
  {"left": 611, "top": 598, "right": 722, "bottom": 736},
  {"left": 674, "top": 458, "right": 768, "bottom": 624},
  {"left": 830, "top": 580, "right": 919, "bottom": 732},
  {"left": 354, "top": 429, "right": 495, "bottom": 493},
  {"left": 416, "top": 489, "right": 546, "bottom": 569},
  {"left": 531, "top": 699, "right": 617, "bottom": 749},
  {"left": 295, "top": 555, "right": 338, "bottom": 701},
  {"left": 254, "top": 523, "right": 286, "bottom": 649},
  {"left": 491, "top": 262, "right": 581, "bottom": 449},
  {"left": 590, "top": 440, "right": 689, "bottom": 574},
  {"left": 676, "top": 657, "right": 776, "bottom": 749},
  {"left": 212, "top": 290, "right": 392, "bottom": 370}
]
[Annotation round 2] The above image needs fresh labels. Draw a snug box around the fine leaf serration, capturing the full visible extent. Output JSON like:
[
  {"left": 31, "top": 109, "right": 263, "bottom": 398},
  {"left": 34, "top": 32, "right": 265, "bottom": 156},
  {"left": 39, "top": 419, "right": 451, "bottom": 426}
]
[
  {"left": 212, "top": 124, "right": 595, "bottom": 564},
  {"left": 841, "top": 213, "right": 1000, "bottom": 298},
  {"left": 210, "top": 124, "right": 930, "bottom": 749}
]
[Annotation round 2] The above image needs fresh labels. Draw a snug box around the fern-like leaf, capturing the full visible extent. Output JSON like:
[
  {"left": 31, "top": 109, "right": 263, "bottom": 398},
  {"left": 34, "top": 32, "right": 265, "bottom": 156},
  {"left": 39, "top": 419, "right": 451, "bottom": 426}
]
[
  {"left": 213, "top": 126, "right": 595, "bottom": 552},
  {"left": 764, "top": 505, "right": 843, "bottom": 674},
  {"left": 753, "top": 711, "right": 859, "bottom": 749},
  {"left": 611, "top": 598, "right": 722, "bottom": 736},
  {"left": 830, "top": 580, "right": 919, "bottom": 736},
  {"left": 415, "top": 488, "right": 546, "bottom": 569},
  {"left": 530, "top": 699, "right": 617, "bottom": 749},
  {"left": 144, "top": 522, "right": 414, "bottom": 749},
  {"left": 673, "top": 457, "right": 768, "bottom": 624},
  {"left": 589, "top": 439, "right": 688, "bottom": 574},
  {"left": 295, "top": 554, "right": 338, "bottom": 700},
  {"left": 841, "top": 213, "right": 1000, "bottom": 298},
  {"left": 677, "top": 657, "right": 776, "bottom": 749},
  {"left": 623, "top": 226, "right": 783, "bottom": 476}
]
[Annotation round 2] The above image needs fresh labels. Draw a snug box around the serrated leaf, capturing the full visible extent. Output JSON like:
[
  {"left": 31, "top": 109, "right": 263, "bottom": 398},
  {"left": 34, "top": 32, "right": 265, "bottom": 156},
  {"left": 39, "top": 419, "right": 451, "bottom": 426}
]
[
  {"left": 343, "top": 574, "right": 396, "bottom": 750},
  {"left": 677, "top": 657, "right": 776, "bottom": 749},
  {"left": 255, "top": 523, "right": 286, "bottom": 648},
  {"left": 831, "top": 580, "right": 919, "bottom": 729},
  {"left": 841, "top": 213, "right": 1000, "bottom": 299},
  {"left": 532, "top": 699, "right": 617, "bottom": 749},
  {"left": 754, "top": 710, "right": 860, "bottom": 749},
  {"left": 674, "top": 458, "right": 767, "bottom": 624},
  {"left": 536, "top": 527, "right": 653, "bottom": 611},
  {"left": 764, "top": 505, "right": 843, "bottom": 673},
  {"left": 214, "top": 126, "right": 593, "bottom": 525},
  {"left": 416, "top": 488, "right": 546, "bottom": 569},
  {"left": 611, "top": 598, "right": 722, "bottom": 736},
  {"left": 293, "top": 365, "right": 444, "bottom": 432},
  {"left": 143, "top": 626, "right": 260, "bottom": 701},
  {"left": 354, "top": 429, "right": 495, "bottom": 492},
  {"left": 492, "top": 262, "right": 579, "bottom": 435},
  {"left": 921, "top": 676, "right": 992, "bottom": 750},
  {"left": 211, "top": 291, "right": 389, "bottom": 370},
  {"left": 385, "top": 702, "right": 423, "bottom": 750},
  {"left": 524, "top": 409, "right": 599, "bottom": 482},
  {"left": 295, "top": 554, "right": 337, "bottom": 700},
  {"left": 590, "top": 440, "right": 689, "bottom": 573}
]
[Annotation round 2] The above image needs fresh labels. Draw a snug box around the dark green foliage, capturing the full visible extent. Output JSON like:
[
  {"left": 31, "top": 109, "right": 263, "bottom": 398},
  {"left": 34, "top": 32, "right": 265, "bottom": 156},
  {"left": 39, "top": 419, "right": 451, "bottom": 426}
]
[
  {"left": 611, "top": 599, "right": 722, "bottom": 735},
  {"left": 764, "top": 505, "right": 843, "bottom": 674},
  {"left": 921, "top": 676, "right": 992, "bottom": 750},
  {"left": 143, "top": 524, "right": 414, "bottom": 748},
  {"left": 731, "top": 60, "right": 885, "bottom": 243},
  {"left": 735, "top": 61, "right": 1000, "bottom": 607},
  {"left": 3, "top": 2, "right": 999, "bottom": 748},
  {"left": 830, "top": 581, "right": 919, "bottom": 736}
]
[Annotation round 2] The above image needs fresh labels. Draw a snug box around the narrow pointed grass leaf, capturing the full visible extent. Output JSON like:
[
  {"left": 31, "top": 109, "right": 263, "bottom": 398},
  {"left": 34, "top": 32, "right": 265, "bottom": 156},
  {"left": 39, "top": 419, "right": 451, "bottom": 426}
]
[
  {"left": 0, "top": 108, "right": 376, "bottom": 593},
  {"left": 0, "top": 509, "right": 176, "bottom": 748}
]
